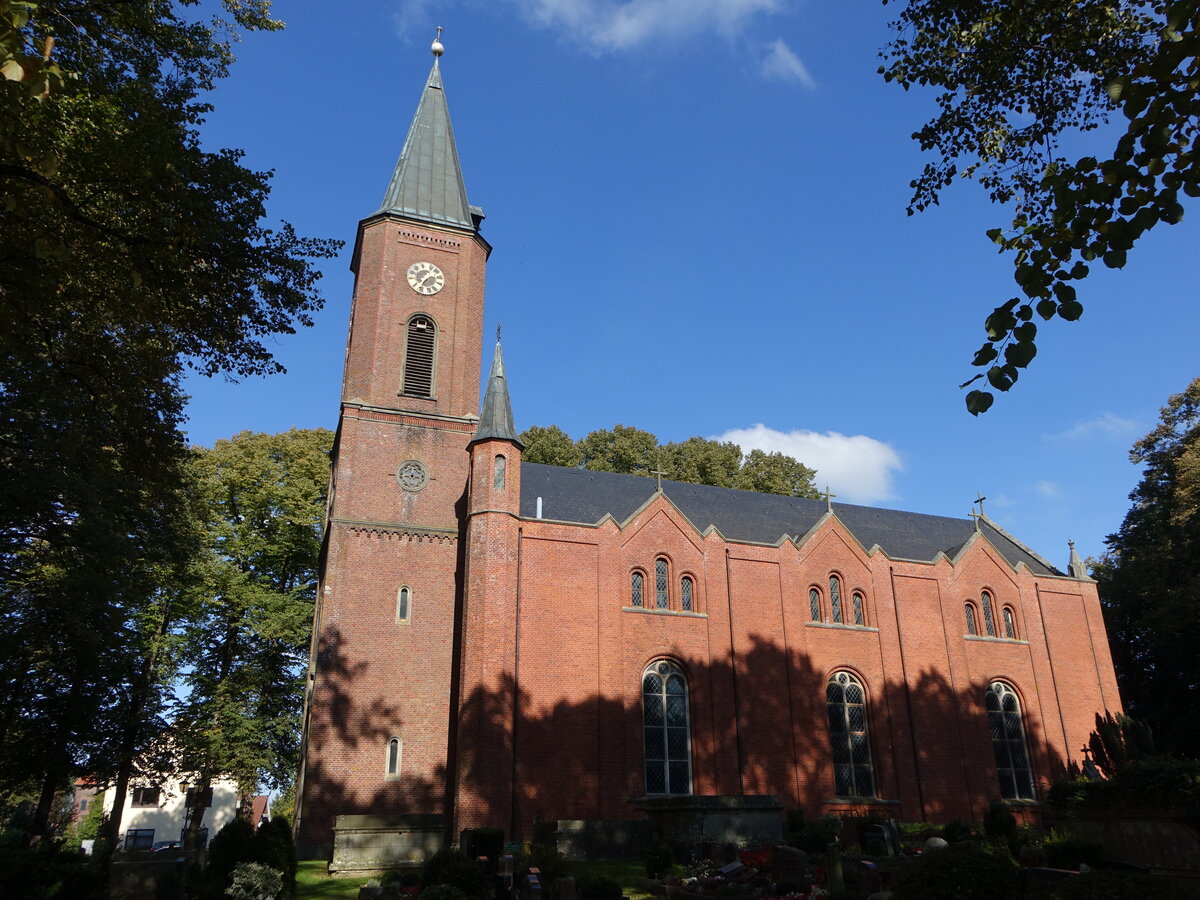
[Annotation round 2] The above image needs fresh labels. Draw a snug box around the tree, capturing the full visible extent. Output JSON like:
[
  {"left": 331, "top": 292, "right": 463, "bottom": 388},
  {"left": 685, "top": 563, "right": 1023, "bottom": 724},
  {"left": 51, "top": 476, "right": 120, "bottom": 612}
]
[
  {"left": 736, "top": 449, "right": 820, "bottom": 499},
  {"left": 0, "top": 0, "right": 337, "bottom": 844},
  {"left": 1093, "top": 378, "right": 1200, "bottom": 756},
  {"left": 577, "top": 425, "right": 659, "bottom": 476},
  {"left": 880, "top": 1, "right": 1198, "bottom": 413},
  {"left": 519, "top": 425, "right": 581, "bottom": 467},
  {"left": 660, "top": 437, "right": 743, "bottom": 489},
  {"left": 171, "top": 429, "right": 332, "bottom": 848}
]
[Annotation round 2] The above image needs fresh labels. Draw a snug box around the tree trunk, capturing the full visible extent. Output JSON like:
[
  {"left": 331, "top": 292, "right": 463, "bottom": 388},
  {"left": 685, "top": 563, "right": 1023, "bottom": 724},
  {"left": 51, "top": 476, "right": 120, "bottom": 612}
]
[
  {"left": 182, "top": 772, "right": 212, "bottom": 850},
  {"left": 28, "top": 769, "right": 60, "bottom": 845}
]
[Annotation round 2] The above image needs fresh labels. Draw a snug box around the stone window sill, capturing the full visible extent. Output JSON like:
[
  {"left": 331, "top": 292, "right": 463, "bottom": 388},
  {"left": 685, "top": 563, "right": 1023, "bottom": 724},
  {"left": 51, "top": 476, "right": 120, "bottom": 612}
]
[
  {"left": 622, "top": 607, "right": 707, "bottom": 619},
  {"left": 806, "top": 622, "right": 879, "bottom": 633},
  {"left": 965, "top": 635, "right": 1029, "bottom": 645}
]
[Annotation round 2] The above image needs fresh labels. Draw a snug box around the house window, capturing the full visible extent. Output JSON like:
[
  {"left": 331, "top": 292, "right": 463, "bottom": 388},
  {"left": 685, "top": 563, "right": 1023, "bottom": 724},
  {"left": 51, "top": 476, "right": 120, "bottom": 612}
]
[
  {"left": 402, "top": 315, "right": 436, "bottom": 397},
  {"left": 131, "top": 786, "right": 160, "bottom": 808},
  {"left": 1002, "top": 607, "right": 1017, "bottom": 639},
  {"left": 655, "top": 558, "right": 669, "bottom": 609},
  {"left": 981, "top": 591, "right": 997, "bottom": 637},
  {"left": 852, "top": 592, "right": 865, "bottom": 626},
  {"left": 826, "top": 671, "right": 875, "bottom": 798},
  {"left": 386, "top": 737, "right": 403, "bottom": 779},
  {"left": 986, "top": 681, "right": 1035, "bottom": 800},
  {"left": 124, "top": 828, "right": 154, "bottom": 850},
  {"left": 809, "top": 588, "right": 821, "bottom": 622},
  {"left": 681, "top": 576, "right": 694, "bottom": 612},
  {"left": 396, "top": 586, "right": 411, "bottom": 624},
  {"left": 494, "top": 454, "right": 506, "bottom": 490},
  {"left": 830, "top": 575, "right": 843, "bottom": 624},
  {"left": 631, "top": 572, "right": 644, "bottom": 607},
  {"left": 965, "top": 603, "right": 978, "bottom": 635},
  {"left": 184, "top": 786, "right": 213, "bottom": 809},
  {"left": 78, "top": 799, "right": 88, "bottom": 812},
  {"left": 643, "top": 661, "right": 691, "bottom": 796}
]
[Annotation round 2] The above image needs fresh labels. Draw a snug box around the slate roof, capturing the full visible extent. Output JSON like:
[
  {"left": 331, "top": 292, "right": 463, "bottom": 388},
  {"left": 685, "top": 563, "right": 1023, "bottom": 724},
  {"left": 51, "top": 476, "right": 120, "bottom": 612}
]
[
  {"left": 518, "top": 463, "right": 1063, "bottom": 576},
  {"left": 474, "top": 341, "right": 520, "bottom": 445},
  {"left": 378, "top": 60, "right": 475, "bottom": 229}
]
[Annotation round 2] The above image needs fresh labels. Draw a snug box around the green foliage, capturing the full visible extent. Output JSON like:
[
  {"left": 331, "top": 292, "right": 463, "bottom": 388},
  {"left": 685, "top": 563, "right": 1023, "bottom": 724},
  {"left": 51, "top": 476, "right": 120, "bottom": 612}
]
[
  {"left": 1094, "top": 379, "right": 1200, "bottom": 756},
  {"left": 203, "top": 817, "right": 259, "bottom": 900},
  {"left": 880, "top": 1, "right": 1199, "bottom": 411},
  {"left": 226, "top": 862, "right": 284, "bottom": 900},
  {"left": 578, "top": 875, "right": 623, "bottom": 898},
  {"left": 269, "top": 782, "right": 296, "bottom": 825},
  {"left": 1041, "top": 829, "right": 1107, "bottom": 871},
  {"left": 942, "top": 818, "right": 974, "bottom": 844},
  {"left": 1088, "top": 711, "right": 1156, "bottom": 775},
  {"left": 520, "top": 425, "right": 582, "bottom": 468},
  {"left": 419, "top": 885, "right": 468, "bottom": 900},
  {"left": 982, "top": 801, "right": 1018, "bottom": 849},
  {"left": 735, "top": 449, "right": 819, "bottom": 499},
  {"left": 255, "top": 817, "right": 297, "bottom": 899},
  {"left": 516, "top": 842, "right": 569, "bottom": 887},
  {"left": 644, "top": 832, "right": 673, "bottom": 878},
  {"left": 1046, "top": 755, "right": 1200, "bottom": 812},
  {"left": 890, "top": 841, "right": 1019, "bottom": 900},
  {"left": 785, "top": 812, "right": 841, "bottom": 854},
  {"left": 421, "top": 847, "right": 491, "bottom": 899},
  {"left": 0, "top": 846, "right": 105, "bottom": 899},
  {"left": 578, "top": 425, "right": 659, "bottom": 477}
]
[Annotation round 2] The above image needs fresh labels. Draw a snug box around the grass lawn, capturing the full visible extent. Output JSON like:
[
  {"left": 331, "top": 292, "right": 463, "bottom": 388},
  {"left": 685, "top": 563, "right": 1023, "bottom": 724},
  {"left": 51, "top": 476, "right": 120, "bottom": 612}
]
[
  {"left": 296, "top": 859, "right": 370, "bottom": 899},
  {"left": 569, "top": 859, "right": 656, "bottom": 900}
]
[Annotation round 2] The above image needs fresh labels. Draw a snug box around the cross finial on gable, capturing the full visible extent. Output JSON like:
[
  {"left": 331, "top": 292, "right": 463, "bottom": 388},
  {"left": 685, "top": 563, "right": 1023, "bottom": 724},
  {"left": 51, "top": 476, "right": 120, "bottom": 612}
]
[
  {"left": 650, "top": 468, "right": 667, "bottom": 493},
  {"left": 969, "top": 507, "right": 983, "bottom": 532},
  {"left": 975, "top": 491, "right": 988, "bottom": 517},
  {"left": 823, "top": 486, "right": 836, "bottom": 513}
]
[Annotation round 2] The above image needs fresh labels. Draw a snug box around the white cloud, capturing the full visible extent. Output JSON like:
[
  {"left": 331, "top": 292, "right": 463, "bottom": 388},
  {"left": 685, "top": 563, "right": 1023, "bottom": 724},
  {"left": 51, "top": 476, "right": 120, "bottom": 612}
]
[
  {"left": 394, "top": 0, "right": 437, "bottom": 41},
  {"left": 395, "top": 0, "right": 789, "bottom": 54},
  {"left": 1036, "top": 480, "right": 1063, "bottom": 500},
  {"left": 760, "top": 38, "right": 815, "bottom": 88},
  {"left": 713, "top": 423, "right": 903, "bottom": 505},
  {"left": 989, "top": 493, "right": 1016, "bottom": 508},
  {"left": 1047, "top": 412, "right": 1139, "bottom": 442}
]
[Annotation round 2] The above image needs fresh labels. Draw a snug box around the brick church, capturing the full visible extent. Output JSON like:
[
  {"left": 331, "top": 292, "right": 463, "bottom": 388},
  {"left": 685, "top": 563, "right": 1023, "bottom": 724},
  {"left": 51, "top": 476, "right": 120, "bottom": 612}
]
[{"left": 293, "top": 44, "right": 1121, "bottom": 858}]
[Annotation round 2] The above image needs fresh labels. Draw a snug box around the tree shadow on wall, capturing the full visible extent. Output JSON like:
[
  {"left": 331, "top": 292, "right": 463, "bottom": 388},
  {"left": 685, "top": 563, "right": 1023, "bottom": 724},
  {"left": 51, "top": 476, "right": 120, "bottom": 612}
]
[{"left": 304, "top": 627, "right": 1071, "bottom": 847}]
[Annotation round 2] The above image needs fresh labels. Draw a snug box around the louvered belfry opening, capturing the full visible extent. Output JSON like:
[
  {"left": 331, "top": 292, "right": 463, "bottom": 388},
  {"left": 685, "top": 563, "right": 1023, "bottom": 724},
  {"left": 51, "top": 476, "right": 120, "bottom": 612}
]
[{"left": 403, "top": 315, "right": 436, "bottom": 396}]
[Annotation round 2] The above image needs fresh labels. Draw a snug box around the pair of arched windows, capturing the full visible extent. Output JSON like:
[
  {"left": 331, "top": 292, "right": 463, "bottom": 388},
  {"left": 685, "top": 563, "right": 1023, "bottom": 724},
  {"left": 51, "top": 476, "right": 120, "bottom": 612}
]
[
  {"left": 809, "top": 575, "right": 866, "bottom": 626},
  {"left": 965, "top": 592, "right": 1018, "bottom": 639},
  {"left": 631, "top": 560, "right": 695, "bottom": 612}
]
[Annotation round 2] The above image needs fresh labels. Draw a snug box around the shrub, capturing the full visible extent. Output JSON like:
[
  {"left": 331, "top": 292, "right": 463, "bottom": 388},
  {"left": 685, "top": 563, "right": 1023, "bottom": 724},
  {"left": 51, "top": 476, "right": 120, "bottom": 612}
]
[
  {"left": 942, "top": 818, "right": 974, "bottom": 844},
  {"left": 516, "top": 842, "right": 569, "bottom": 886},
  {"left": 1041, "top": 831, "right": 1106, "bottom": 871},
  {"left": 203, "top": 818, "right": 259, "bottom": 900},
  {"left": 0, "top": 847, "right": 105, "bottom": 899},
  {"left": 421, "top": 847, "right": 491, "bottom": 899},
  {"left": 982, "top": 801, "right": 1018, "bottom": 848},
  {"left": 225, "top": 862, "right": 283, "bottom": 900},
  {"left": 578, "top": 875, "right": 623, "bottom": 898},
  {"left": 419, "top": 885, "right": 468, "bottom": 900},
  {"left": 645, "top": 832, "right": 674, "bottom": 878},
  {"left": 890, "top": 841, "right": 1020, "bottom": 900},
  {"left": 253, "top": 817, "right": 297, "bottom": 898},
  {"left": 785, "top": 814, "right": 841, "bottom": 854}
]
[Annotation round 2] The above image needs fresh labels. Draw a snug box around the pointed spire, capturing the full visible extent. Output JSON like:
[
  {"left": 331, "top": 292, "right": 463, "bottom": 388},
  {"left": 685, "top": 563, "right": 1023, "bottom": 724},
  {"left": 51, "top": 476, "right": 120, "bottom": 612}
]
[
  {"left": 1067, "top": 540, "right": 1088, "bottom": 579},
  {"left": 377, "top": 37, "right": 476, "bottom": 230},
  {"left": 474, "top": 337, "right": 521, "bottom": 446}
]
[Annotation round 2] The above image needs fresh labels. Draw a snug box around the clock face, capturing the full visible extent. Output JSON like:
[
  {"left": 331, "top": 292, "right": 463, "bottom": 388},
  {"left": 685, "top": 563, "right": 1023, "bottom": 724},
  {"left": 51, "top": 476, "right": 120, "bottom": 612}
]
[{"left": 406, "top": 262, "right": 445, "bottom": 295}]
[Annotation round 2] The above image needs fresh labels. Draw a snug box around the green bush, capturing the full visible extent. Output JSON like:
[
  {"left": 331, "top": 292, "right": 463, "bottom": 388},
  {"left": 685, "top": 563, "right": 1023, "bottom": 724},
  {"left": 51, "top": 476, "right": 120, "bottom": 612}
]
[
  {"left": 0, "top": 847, "right": 105, "bottom": 899},
  {"left": 226, "top": 861, "right": 284, "bottom": 900},
  {"left": 420, "top": 885, "right": 468, "bottom": 900},
  {"left": 983, "top": 801, "right": 1018, "bottom": 848},
  {"left": 1045, "top": 756, "right": 1200, "bottom": 813},
  {"left": 516, "top": 842, "right": 569, "bottom": 886},
  {"left": 578, "top": 875, "right": 623, "bottom": 898},
  {"left": 785, "top": 813, "right": 841, "bottom": 854},
  {"left": 644, "top": 832, "right": 673, "bottom": 878},
  {"left": 203, "top": 818, "right": 259, "bottom": 900},
  {"left": 890, "top": 841, "right": 1020, "bottom": 900},
  {"left": 1041, "top": 832, "right": 1107, "bottom": 871},
  {"left": 942, "top": 818, "right": 974, "bottom": 844},
  {"left": 254, "top": 817, "right": 297, "bottom": 898},
  {"left": 421, "top": 847, "right": 491, "bottom": 899}
]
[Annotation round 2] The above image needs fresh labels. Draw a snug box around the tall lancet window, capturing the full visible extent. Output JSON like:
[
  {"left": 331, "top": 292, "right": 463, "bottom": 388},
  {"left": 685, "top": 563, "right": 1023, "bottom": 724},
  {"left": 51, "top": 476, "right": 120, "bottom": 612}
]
[
  {"left": 403, "top": 315, "right": 436, "bottom": 397},
  {"left": 987, "top": 682, "right": 1035, "bottom": 799},
  {"left": 643, "top": 661, "right": 691, "bottom": 796},
  {"left": 830, "top": 575, "right": 843, "bottom": 624}
]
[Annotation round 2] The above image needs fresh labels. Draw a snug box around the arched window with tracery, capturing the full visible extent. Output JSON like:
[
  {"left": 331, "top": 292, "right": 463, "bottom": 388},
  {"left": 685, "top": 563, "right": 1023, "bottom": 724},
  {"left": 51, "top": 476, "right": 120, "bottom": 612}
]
[
  {"left": 643, "top": 661, "right": 691, "bottom": 796},
  {"left": 631, "top": 571, "right": 644, "bottom": 608},
  {"left": 826, "top": 671, "right": 874, "bottom": 798},
  {"left": 655, "top": 558, "right": 669, "bottom": 609},
  {"left": 681, "top": 576, "right": 694, "bottom": 612},
  {"left": 965, "top": 602, "right": 978, "bottom": 635},
  {"left": 402, "top": 315, "right": 436, "bottom": 397},
  {"left": 809, "top": 588, "right": 821, "bottom": 622},
  {"left": 986, "top": 681, "right": 1035, "bottom": 799},
  {"left": 1002, "top": 607, "right": 1017, "bottom": 639},
  {"left": 852, "top": 592, "right": 865, "bottom": 626},
  {"left": 981, "top": 590, "right": 997, "bottom": 636},
  {"left": 830, "top": 575, "right": 843, "bottom": 624}
]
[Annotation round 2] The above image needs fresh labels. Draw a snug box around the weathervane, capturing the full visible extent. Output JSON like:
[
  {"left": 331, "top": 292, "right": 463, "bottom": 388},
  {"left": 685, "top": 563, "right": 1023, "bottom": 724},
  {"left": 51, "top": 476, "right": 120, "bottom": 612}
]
[{"left": 496, "top": 323, "right": 501, "bottom": 343}]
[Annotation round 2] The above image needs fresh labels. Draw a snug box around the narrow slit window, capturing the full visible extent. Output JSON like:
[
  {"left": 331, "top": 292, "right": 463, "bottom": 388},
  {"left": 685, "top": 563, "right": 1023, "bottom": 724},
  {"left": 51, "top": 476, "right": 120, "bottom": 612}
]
[
  {"left": 1003, "top": 607, "right": 1016, "bottom": 639},
  {"left": 403, "top": 315, "right": 436, "bottom": 397},
  {"left": 830, "top": 575, "right": 843, "bottom": 624},
  {"left": 965, "top": 603, "right": 978, "bottom": 635},
  {"left": 981, "top": 591, "right": 997, "bottom": 636},
  {"left": 494, "top": 454, "right": 506, "bottom": 490},
  {"left": 631, "top": 572, "right": 644, "bottom": 607},
  {"left": 810, "top": 588, "right": 821, "bottom": 622},
  {"left": 852, "top": 592, "right": 865, "bottom": 626},
  {"left": 386, "top": 737, "right": 402, "bottom": 778},
  {"left": 655, "top": 558, "right": 669, "bottom": 609},
  {"left": 681, "top": 576, "right": 694, "bottom": 612},
  {"left": 396, "top": 586, "right": 411, "bottom": 623}
]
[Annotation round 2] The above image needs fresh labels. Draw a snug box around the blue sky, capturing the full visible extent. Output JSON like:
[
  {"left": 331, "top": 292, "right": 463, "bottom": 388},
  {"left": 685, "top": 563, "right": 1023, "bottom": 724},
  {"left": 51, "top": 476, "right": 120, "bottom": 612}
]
[{"left": 182, "top": 1, "right": 1198, "bottom": 570}]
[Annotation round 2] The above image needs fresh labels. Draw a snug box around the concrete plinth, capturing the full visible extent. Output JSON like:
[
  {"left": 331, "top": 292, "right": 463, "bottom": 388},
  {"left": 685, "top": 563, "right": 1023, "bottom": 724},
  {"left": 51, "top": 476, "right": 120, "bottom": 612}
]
[{"left": 331, "top": 814, "right": 445, "bottom": 874}]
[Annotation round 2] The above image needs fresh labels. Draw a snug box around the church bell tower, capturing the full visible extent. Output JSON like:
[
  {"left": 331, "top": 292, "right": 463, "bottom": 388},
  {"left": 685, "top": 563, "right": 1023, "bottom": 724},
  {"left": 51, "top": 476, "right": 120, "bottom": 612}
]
[{"left": 295, "top": 37, "right": 491, "bottom": 856}]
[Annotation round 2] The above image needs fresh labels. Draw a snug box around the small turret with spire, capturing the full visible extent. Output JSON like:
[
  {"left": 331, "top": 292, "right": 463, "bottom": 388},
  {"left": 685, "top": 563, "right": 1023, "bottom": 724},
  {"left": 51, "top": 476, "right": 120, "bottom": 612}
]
[{"left": 1067, "top": 540, "right": 1089, "bottom": 579}]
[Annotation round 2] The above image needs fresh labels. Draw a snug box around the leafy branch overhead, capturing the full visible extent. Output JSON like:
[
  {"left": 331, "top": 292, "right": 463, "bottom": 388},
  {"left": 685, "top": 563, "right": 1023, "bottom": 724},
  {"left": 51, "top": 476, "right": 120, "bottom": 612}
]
[{"left": 880, "top": 0, "right": 1199, "bottom": 414}]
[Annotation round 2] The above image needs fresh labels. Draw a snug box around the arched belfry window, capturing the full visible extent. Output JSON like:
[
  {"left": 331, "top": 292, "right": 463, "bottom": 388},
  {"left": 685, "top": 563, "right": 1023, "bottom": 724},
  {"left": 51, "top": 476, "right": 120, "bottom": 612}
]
[
  {"left": 655, "top": 558, "right": 669, "bottom": 610},
  {"left": 681, "top": 576, "right": 694, "bottom": 612},
  {"left": 986, "top": 682, "right": 1034, "bottom": 799},
  {"left": 826, "top": 671, "right": 874, "bottom": 798},
  {"left": 965, "top": 603, "right": 978, "bottom": 635},
  {"left": 403, "top": 315, "right": 436, "bottom": 397},
  {"left": 631, "top": 572, "right": 644, "bottom": 608},
  {"left": 981, "top": 591, "right": 997, "bottom": 637},
  {"left": 809, "top": 588, "right": 821, "bottom": 622},
  {"left": 830, "top": 575, "right": 843, "bottom": 624},
  {"left": 386, "top": 737, "right": 402, "bottom": 778},
  {"left": 643, "top": 661, "right": 691, "bottom": 796}
]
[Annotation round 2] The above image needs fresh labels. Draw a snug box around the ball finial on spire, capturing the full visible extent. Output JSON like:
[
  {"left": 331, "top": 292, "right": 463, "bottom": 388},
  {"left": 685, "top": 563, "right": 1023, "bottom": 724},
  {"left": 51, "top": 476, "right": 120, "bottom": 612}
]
[{"left": 431, "top": 25, "right": 444, "bottom": 57}]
